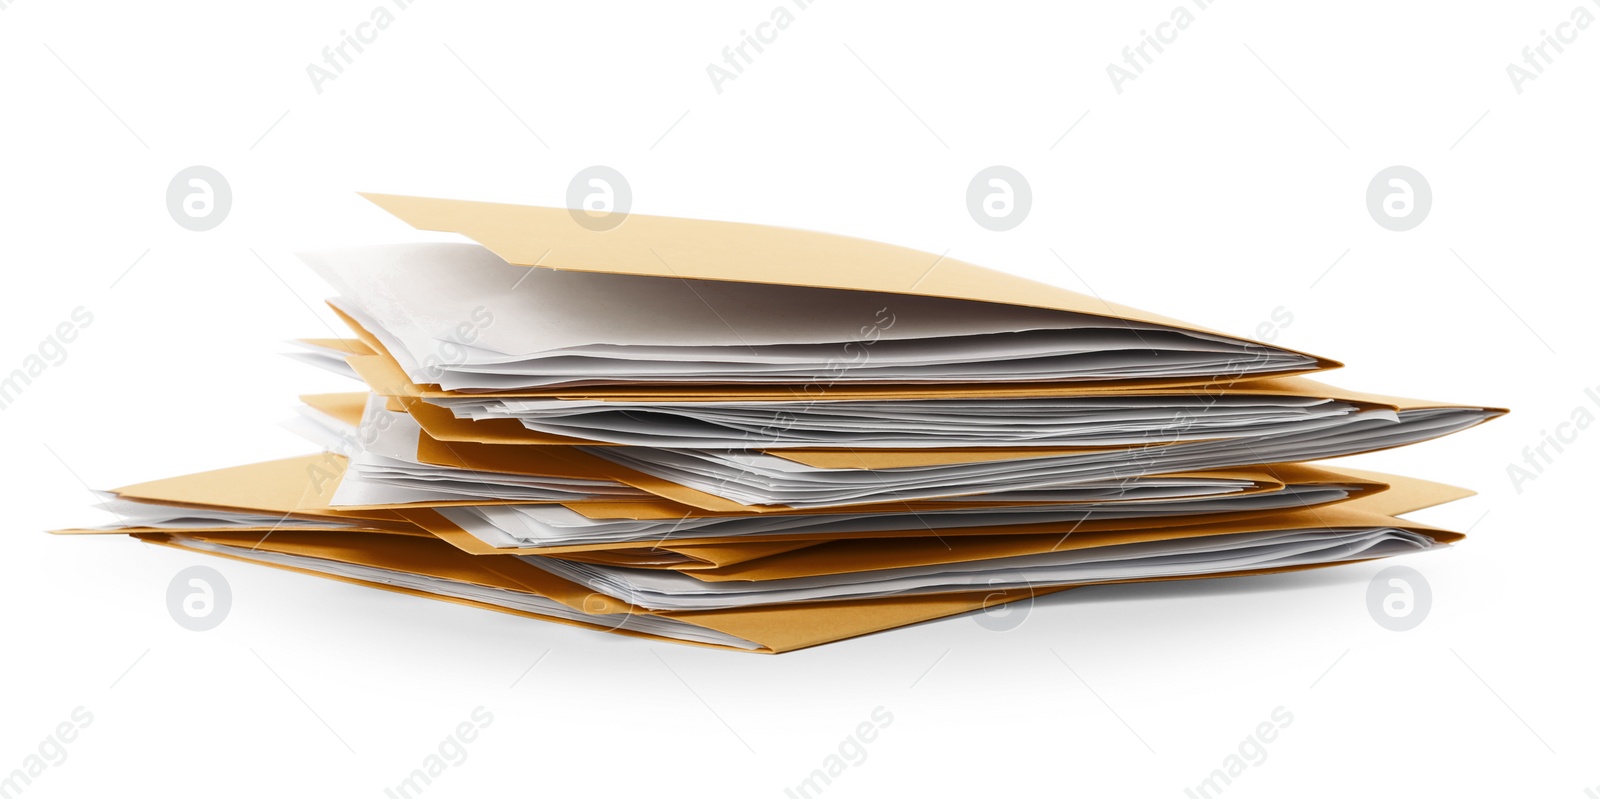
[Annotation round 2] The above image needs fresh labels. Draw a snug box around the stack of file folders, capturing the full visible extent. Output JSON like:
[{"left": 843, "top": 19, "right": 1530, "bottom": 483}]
[{"left": 56, "top": 195, "right": 1506, "bottom": 652}]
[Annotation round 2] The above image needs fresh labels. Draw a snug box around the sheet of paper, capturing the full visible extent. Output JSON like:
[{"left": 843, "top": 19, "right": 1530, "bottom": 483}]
[
  {"left": 300, "top": 243, "right": 1315, "bottom": 389},
  {"left": 285, "top": 395, "right": 645, "bottom": 507},
  {"left": 525, "top": 526, "right": 1439, "bottom": 611},
  {"left": 435, "top": 394, "right": 1360, "bottom": 448},
  {"left": 584, "top": 406, "right": 1489, "bottom": 507},
  {"left": 434, "top": 483, "right": 1358, "bottom": 548},
  {"left": 172, "top": 536, "right": 761, "bottom": 649}
]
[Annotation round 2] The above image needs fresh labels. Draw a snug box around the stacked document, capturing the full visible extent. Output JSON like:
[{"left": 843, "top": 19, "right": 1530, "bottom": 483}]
[{"left": 55, "top": 195, "right": 1505, "bottom": 652}]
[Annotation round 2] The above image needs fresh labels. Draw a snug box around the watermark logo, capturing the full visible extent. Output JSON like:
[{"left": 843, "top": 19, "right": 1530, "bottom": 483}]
[
  {"left": 972, "top": 570, "right": 1034, "bottom": 632},
  {"left": 966, "top": 166, "right": 1030, "bottom": 231},
  {"left": 1105, "top": 0, "right": 1219, "bottom": 94},
  {"left": 1507, "top": 384, "right": 1599, "bottom": 494},
  {"left": 800, "top": 307, "right": 896, "bottom": 399},
  {"left": 412, "top": 305, "right": 496, "bottom": 382},
  {"left": 705, "top": 0, "right": 818, "bottom": 94},
  {"left": 1113, "top": 404, "right": 1202, "bottom": 482},
  {"left": 304, "top": 0, "right": 420, "bottom": 94},
  {"left": 737, "top": 307, "right": 895, "bottom": 448},
  {"left": 579, "top": 592, "right": 636, "bottom": 633},
  {"left": 783, "top": 706, "right": 893, "bottom": 799},
  {"left": 1366, "top": 565, "right": 1430, "bottom": 632},
  {"left": 567, "top": 166, "right": 631, "bottom": 232},
  {"left": 1365, "top": 166, "right": 1430, "bottom": 232},
  {"left": 305, "top": 304, "right": 495, "bottom": 490},
  {"left": 0, "top": 707, "right": 93, "bottom": 798},
  {"left": 1505, "top": 3, "right": 1596, "bottom": 94},
  {"left": 167, "top": 565, "right": 231, "bottom": 632},
  {"left": 166, "top": 166, "right": 231, "bottom": 232},
  {"left": 1183, "top": 706, "right": 1293, "bottom": 798},
  {"left": 306, "top": 398, "right": 398, "bottom": 492},
  {"left": 383, "top": 706, "right": 493, "bottom": 799},
  {"left": 1252, "top": 305, "right": 1294, "bottom": 343},
  {"left": 0, "top": 307, "right": 93, "bottom": 412}
]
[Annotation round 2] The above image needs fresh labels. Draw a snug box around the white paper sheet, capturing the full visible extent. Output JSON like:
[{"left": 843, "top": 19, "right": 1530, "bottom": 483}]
[
  {"left": 436, "top": 483, "right": 1357, "bottom": 548},
  {"left": 584, "top": 407, "right": 1491, "bottom": 507},
  {"left": 526, "top": 527, "right": 1440, "bottom": 610},
  {"left": 300, "top": 243, "right": 1314, "bottom": 389}
]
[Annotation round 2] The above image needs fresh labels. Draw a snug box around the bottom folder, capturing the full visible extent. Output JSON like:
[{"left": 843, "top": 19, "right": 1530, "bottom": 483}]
[{"left": 95, "top": 499, "right": 1459, "bottom": 653}]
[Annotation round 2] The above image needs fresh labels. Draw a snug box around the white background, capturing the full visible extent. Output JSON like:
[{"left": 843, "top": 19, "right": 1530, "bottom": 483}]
[{"left": 1, "top": 1, "right": 1596, "bottom": 796}]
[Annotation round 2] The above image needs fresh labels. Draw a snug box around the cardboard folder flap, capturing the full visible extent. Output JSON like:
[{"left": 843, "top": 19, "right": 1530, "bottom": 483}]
[
  {"left": 112, "top": 454, "right": 384, "bottom": 519},
  {"left": 344, "top": 354, "right": 593, "bottom": 443},
  {"left": 664, "top": 539, "right": 824, "bottom": 567},
  {"left": 296, "top": 338, "right": 373, "bottom": 357},
  {"left": 549, "top": 540, "right": 826, "bottom": 570},
  {"left": 182, "top": 524, "right": 433, "bottom": 543},
  {"left": 327, "top": 304, "right": 395, "bottom": 368},
  {"left": 140, "top": 530, "right": 1062, "bottom": 653},
  {"left": 413, "top": 433, "right": 613, "bottom": 480},
  {"left": 666, "top": 557, "right": 1414, "bottom": 652},
  {"left": 360, "top": 194, "right": 1334, "bottom": 364},
  {"left": 685, "top": 495, "right": 1463, "bottom": 583},
  {"left": 109, "top": 454, "right": 541, "bottom": 516},
  {"left": 299, "top": 392, "right": 369, "bottom": 427},
  {"left": 554, "top": 549, "right": 702, "bottom": 568},
  {"left": 51, "top": 522, "right": 417, "bottom": 536},
  {"left": 1231, "top": 376, "right": 1510, "bottom": 414},
  {"left": 398, "top": 509, "right": 509, "bottom": 555},
  {"left": 137, "top": 530, "right": 1393, "bottom": 654},
  {"left": 136, "top": 534, "right": 704, "bottom": 646},
  {"left": 1252, "top": 462, "right": 1388, "bottom": 489},
  {"left": 409, "top": 486, "right": 1385, "bottom": 558},
  {"left": 176, "top": 527, "right": 635, "bottom": 616},
  {"left": 164, "top": 530, "right": 522, "bottom": 586},
  {"left": 400, "top": 394, "right": 604, "bottom": 446},
  {"left": 347, "top": 353, "right": 423, "bottom": 398},
  {"left": 1339, "top": 470, "right": 1474, "bottom": 516},
  {"left": 652, "top": 585, "right": 1070, "bottom": 653}
]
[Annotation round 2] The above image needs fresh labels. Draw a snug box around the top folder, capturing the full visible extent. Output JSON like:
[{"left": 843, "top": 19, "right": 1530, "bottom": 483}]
[{"left": 317, "top": 194, "right": 1339, "bottom": 392}]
